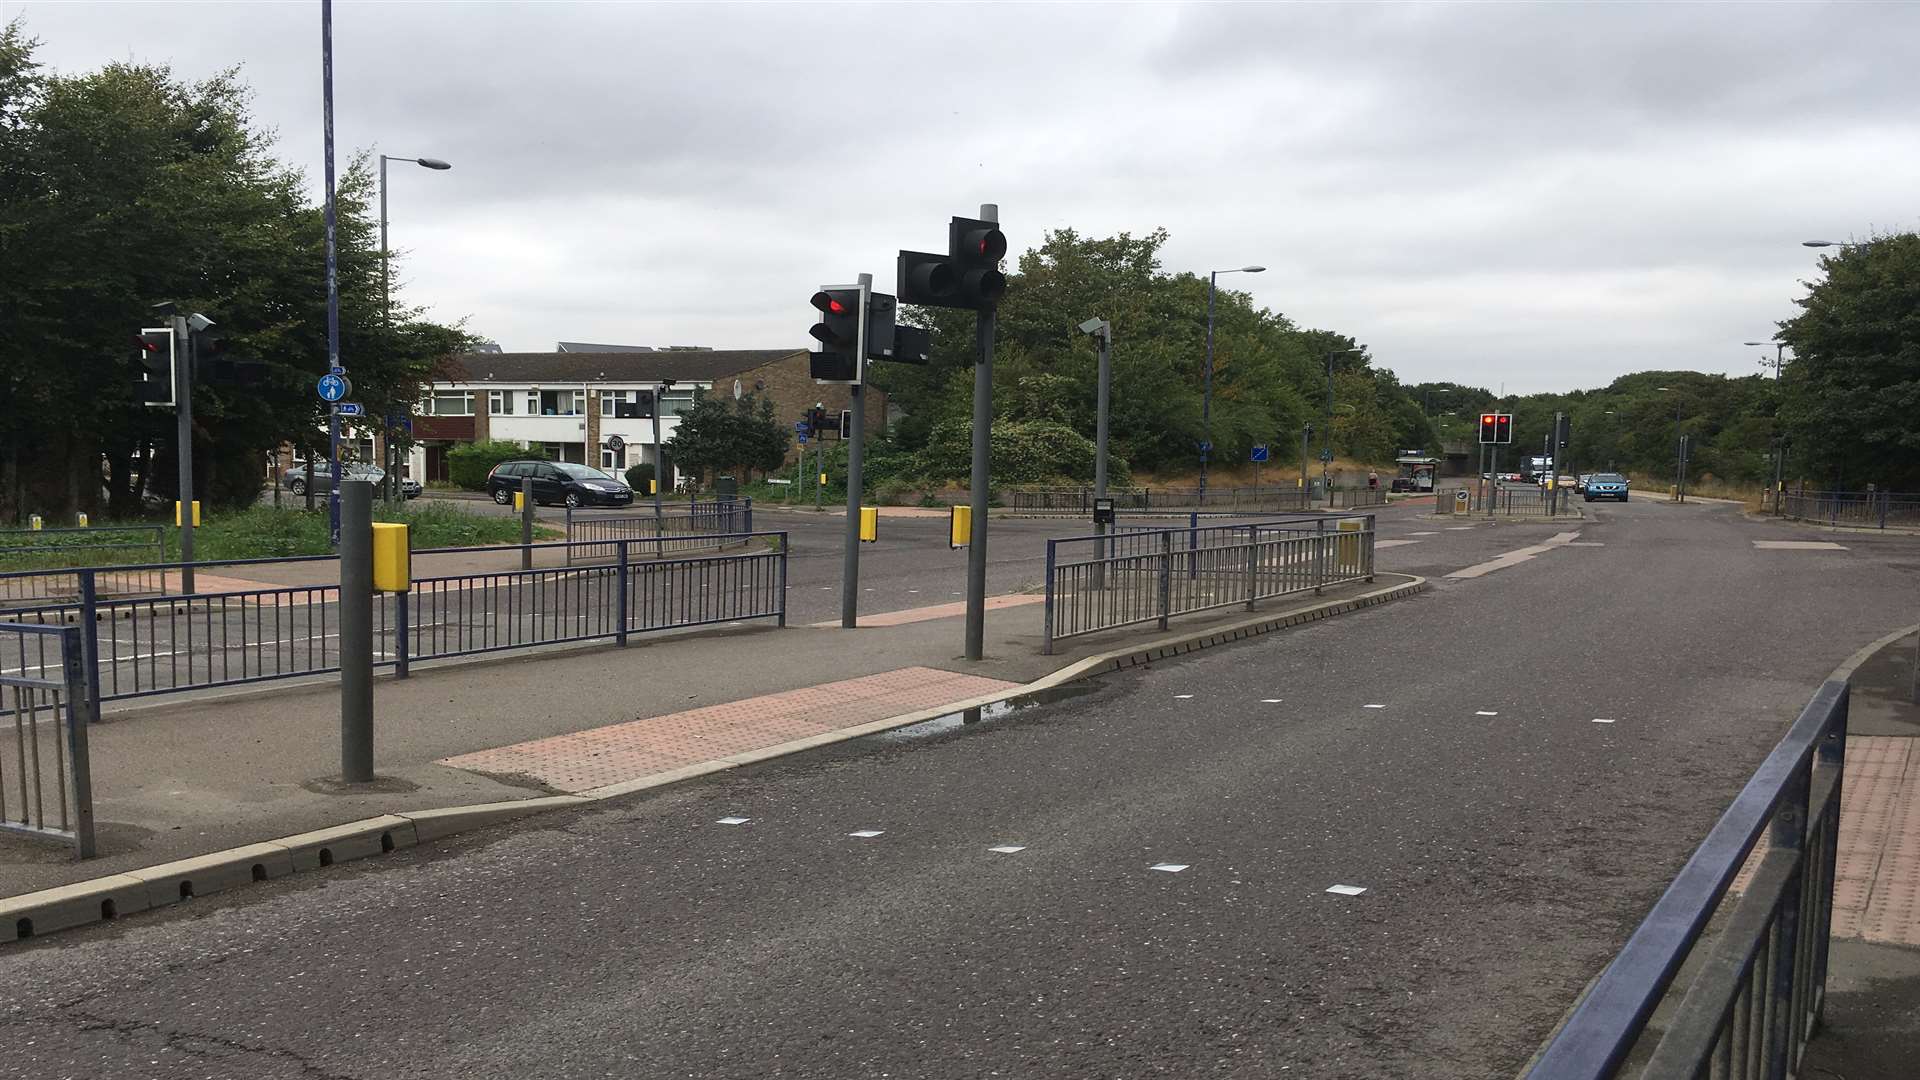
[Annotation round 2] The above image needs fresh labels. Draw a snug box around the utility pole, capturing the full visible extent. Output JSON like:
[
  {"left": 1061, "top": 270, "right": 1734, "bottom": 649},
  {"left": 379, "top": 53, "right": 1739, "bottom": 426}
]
[
  {"left": 321, "top": 0, "right": 344, "bottom": 546},
  {"left": 1082, "top": 317, "right": 1112, "bottom": 563},
  {"left": 841, "top": 273, "right": 872, "bottom": 629},
  {"left": 964, "top": 205, "right": 999, "bottom": 661},
  {"left": 650, "top": 378, "right": 672, "bottom": 524},
  {"left": 1322, "top": 350, "right": 1335, "bottom": 500},
  {"left": 1300, "top": 424, "right": 1311, "bottom": 496},
  {"left": 338, "top": 480, "right": 374, "bottom": 783},
  {"left": 173, "top": 315, "right": 196, "bottom": 595}
]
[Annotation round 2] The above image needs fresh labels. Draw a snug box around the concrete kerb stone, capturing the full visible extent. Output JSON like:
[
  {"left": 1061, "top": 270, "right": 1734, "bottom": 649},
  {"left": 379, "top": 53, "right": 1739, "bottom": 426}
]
[{"left": 1, "top": 575, "right": 1426, "bottom": 947}]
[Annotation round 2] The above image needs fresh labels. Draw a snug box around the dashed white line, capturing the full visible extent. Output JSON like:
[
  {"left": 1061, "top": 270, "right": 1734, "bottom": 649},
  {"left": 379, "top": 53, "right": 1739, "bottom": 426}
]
[
  {"left": 1325, "top": 884, "right": 1368, "bottom": 896},
  {"left": 988, "top": 845, "right": 1026, "bottom": 854},
  {"left": 1363, "top": 703, "right": 1386, "bottom": 709},
  {"left": 1260, "top": 698, "right": 1282, "bottom": 704},
  {"left": 1475, "top": 711, "right": 1498, "bottom": 717},
  {"left": 1592, "top": 718, "right": 1617, "bottom": 725},
  {"left": 1173, "top": 693, "right": 1194, "bottom": 699},
  {"left": 848, "top": 829, "right": 885, "bottom": 838},
  {"left": 1150, "top": 863, "right": 1189, "bottom": 873},
  {"left": 716, "top": 816, "right": 751, "bottom": 826}
]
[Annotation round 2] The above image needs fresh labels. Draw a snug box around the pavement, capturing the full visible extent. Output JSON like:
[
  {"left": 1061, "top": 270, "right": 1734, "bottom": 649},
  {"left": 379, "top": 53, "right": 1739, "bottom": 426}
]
[{"left": 7, "top": 495, "right": 1916, "bottom": 1078}]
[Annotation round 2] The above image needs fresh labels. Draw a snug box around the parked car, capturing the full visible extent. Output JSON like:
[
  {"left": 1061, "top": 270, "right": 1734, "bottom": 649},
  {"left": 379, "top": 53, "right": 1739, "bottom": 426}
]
[
  {"left": 1583, "top": 473, "right": 1630, "bottom": 502},
  {"left": 485, "top": 459, "right": 634, "bottom": 508},
  {"left": 282, "top": 462, "right": 420, "bottom": 499},
  {"left": 1556, "top": 474, "right": 1576, "bottom": 488}
]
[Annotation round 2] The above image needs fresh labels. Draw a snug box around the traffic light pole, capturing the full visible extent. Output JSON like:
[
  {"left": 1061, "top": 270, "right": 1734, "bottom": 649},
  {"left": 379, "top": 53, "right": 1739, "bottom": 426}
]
[
  {"left": 840, "top": 273, "right": 872, "bottom": 630},
  {"left": 172, "top": 316, "right": 196, "bottom": 595},
  {"left": 963, "top": 205, "right": 998, "bottom": 662},
  {"left": 650, "top": 381, "right": 665, "bottom": 525}
]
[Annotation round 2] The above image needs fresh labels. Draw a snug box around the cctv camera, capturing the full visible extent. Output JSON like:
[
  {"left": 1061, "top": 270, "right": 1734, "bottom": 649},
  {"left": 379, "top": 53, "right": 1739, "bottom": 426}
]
[
  {"left": 186, "top": 313, "right": 215, "bottom": 333},
  {"left": 1078, "top": 317, "right": 1105, "bottom": 335}
]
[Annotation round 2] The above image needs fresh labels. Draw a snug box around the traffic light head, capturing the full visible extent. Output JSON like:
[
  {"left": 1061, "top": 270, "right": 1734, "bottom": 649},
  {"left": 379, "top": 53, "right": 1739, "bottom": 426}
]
[
  {"left": 1495, "top": 413, "right": 1512, "bottom": 444},
  {"left": 134, "top": 328, "right": 174, "bottom": 406},
  {"left": 897, "top": 214, "right": 1007, "bottom": 312},
  {"left": 809, "top": 289, "right": 860, "bottom": 350}
]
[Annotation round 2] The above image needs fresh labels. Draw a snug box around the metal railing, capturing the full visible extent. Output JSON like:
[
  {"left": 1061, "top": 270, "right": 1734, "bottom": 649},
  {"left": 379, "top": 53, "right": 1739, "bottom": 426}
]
[
  {"left": 1042, "top": 514, "right": 1375, "bottom": 653},
  {"left": 0, "top": 526, "right": 169, "bottom": 607},
  {"left": 0, "top": 534, "right": 787, "bottom": 704},
  {"left": 1326, "top": 486, "right": 1388, "bottom": 509},
  {"left": 564, "top": 498, "right": 753, "bottom": 562},
  {"left": 1779, "top": 490, "right": 1920, "bottom": 529},
  {"left": 1, "top": 623, "right": 96, "bottom": 857},
  {"left": 1437, "top": 485, "right": 1581, "bottom": 517},
  {"left": 1003, "top": 487, "right": 1316, "bottom": 514},
  {"left": 1526, "top": 680, "right": 1847, "bottom": 1080}
]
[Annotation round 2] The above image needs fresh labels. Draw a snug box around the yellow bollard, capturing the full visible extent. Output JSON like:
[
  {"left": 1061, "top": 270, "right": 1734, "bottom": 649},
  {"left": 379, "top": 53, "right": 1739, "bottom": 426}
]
[
  {"left": 29, "top": 514, "right": 43, "bottom": 530},
  {"left": 859, "top": 506, "right": 879, "bottom": 543},
  {"left": 371, "top": 522, "right": 411, "bottom": 592},
  {"left": 76, "top": 512, "right": 89, "bottom": 528},
  {"left": 950, "top": 504, "right": 972, "bottom": 549},
  {"left": 174, "top": 500, "right": 200, "bottom": 526}
]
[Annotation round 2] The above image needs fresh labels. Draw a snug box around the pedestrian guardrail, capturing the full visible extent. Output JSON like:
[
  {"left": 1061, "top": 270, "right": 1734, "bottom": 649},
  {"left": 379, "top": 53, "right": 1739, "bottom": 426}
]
[
  {"left": 1779, "top": 490, "right": 1920, "bottom": 529},
  {"left": 0, "top": 526, "right": 169, "bottom": 606},
  {"left": 1326, "top": 486, "right": 1388, "bottom": 509},
  {"left": 1042, "top": 514, "right": 1375, "bottom": 653},
  {"left": 1438, "top": 486, "right": 1580, "bottom": 517},
  {"left": 0, "top": 534, "right": 787, "bottom": 704},
  {"left": 1526, "top": 680, "right": 1847, "bottom": 1080},
  {"left": 1004, "top": 487, "right": 1315, "bottom": 514},
  {"left": 0, "top": 623, "right": 96, "bottom": 857},
  {"left": 564, "top": 498, "right": 754, "bottom": 561}
]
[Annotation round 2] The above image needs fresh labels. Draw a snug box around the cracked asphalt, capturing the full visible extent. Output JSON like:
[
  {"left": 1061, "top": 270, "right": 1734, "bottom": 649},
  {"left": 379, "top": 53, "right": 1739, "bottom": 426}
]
[{"left": 5, "top": 496, "right": 1916, "bottom": 1078}]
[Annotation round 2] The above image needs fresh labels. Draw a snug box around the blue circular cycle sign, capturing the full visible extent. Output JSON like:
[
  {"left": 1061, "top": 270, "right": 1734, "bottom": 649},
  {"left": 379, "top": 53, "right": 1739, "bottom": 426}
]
[{"left": 317, "top": 373, "right": 351, "bottom": 402}]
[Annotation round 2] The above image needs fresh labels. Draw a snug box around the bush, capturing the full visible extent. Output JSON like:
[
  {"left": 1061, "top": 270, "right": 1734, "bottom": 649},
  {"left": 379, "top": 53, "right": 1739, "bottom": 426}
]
[
  {"left": 448, "top": 440, "right": 529, "bottom": 490},
  {"left": 917, "top": 419, "right": 1112, "bottom": 486},
  {"left": 872, "top": 480, "right": 920, "bottom": 505},
  {"left": 624, "top": 462, "right": 656, "bottom": 493}
]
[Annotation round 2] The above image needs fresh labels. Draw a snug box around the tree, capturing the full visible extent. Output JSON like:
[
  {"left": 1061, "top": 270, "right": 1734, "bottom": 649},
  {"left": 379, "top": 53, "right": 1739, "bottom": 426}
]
[
  {"left": 1778, "top": 233, "right": 1920, "bottom": 489},
  {"left": 664, "top": 390, "right": 792, "bottom": 483},
  {"left": 0, "top": 20, "right": 473, "bottom": 522}
]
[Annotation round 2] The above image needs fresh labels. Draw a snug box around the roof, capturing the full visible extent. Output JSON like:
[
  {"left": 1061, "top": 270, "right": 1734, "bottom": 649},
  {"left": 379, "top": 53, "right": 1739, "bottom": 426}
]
[
  {"left": 439, "top": 349, "right": 808, "bottom": 386},
  {"left": 555, "top": 342, "right": 656, "bottom": 353}
]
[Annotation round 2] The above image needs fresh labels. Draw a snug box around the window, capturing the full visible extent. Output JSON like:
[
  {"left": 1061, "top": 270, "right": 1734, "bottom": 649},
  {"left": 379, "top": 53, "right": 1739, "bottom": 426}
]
[
  {"left": 526, "top": 392, "right": 539, "bottom": 414},
  {"left": 660, "top": 390, "right": 694, "bottom": 417},
  {"left": 536, "top": 390, "right": 587, "bottom": 416},
  {"left": 601, "top": 391, "right": 636, "bottom": 417},
  {"left": 488, "top": 390, "right": 516, "bottom": 415},
  {"left": 429, "top": 391, "right": 474, "bottom": 416},
  {"left": 601, "top": 448, "right": 619, "bottom": 469}
]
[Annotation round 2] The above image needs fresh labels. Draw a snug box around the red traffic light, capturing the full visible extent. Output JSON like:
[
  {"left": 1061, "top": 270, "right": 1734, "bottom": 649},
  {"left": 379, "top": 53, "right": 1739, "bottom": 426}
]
[
  {"left": 1482, "top": 414, "right": 1495, "bottom": 424},
  {"left": 810, "top": 291, "right": 850, "bottom": 315},
  {"left": 961, "top": 226, "right": 1006, "bottom": 263}
]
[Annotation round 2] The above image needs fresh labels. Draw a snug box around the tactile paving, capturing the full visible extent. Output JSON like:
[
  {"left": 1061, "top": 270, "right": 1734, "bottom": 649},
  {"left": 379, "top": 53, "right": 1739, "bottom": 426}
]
[{"left": 439, "top": 666, "right": 1019, "bottom": 793}]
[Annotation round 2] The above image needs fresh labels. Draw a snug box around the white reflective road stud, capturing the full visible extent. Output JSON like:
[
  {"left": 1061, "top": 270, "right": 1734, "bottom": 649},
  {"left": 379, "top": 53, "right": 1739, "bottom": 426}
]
[
  {"left": 1150, "top": 864, "right": 1189, "bottom": 873},
  {"left": 1475, "top": 711, "right": 1498, "bottom": 717},
  {"left": 716, "top": 816, "right": 751, "bottom": 825},
  {"left": 848, "top": 830, "right": 885, "bottom": 838},
  {"left": 1326, "top": 884, "right": 1368, "bottom": 896},
  {"left": 988, "top": 845, "right": 1026, "bottom": 854}
]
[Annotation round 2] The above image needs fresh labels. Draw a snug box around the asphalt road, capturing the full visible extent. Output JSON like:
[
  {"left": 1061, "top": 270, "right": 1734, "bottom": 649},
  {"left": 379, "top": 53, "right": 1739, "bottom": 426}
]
[{"left": 13, "top": 496, "right": 1914, "bottom": 1080}]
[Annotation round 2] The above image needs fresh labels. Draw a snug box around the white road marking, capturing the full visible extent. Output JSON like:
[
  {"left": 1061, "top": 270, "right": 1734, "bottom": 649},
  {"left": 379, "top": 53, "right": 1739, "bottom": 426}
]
[
  {"left": 1447, "top": 531, "right": 1582, "bottom": 579},
  {"left": 1593, "top": 718, "right": 1617, "bottom": 724},
  {"left": 1409, "top": 531, "right": 1439, "bottom": 536},
  {"left": 1475, "top": 710, "right": 1498, "bottom": 717},
  {"left": 1445, "top": 526, "right": 1475, "bottom": 530},
  {"left": 1753, "top": 540, "right": 1847, "bottom": 550},
  {"left": 716, "top": 816, "right": 751, "bottom": 825},
  {"left": 1261, "top": 698, "right": 1282, "bottom": 703},
  {"left": 1376, "top": 539, "right": 1421, "bottom": 548},
  {"left": 1174, "top": 693, "right": 1194, "bottom": 699},
  {"left": 1325, "top": 884, "right": 1368, "bottom": 896},
  {"left": 1568, "top": 541, "right": 1605, "bottom": 547},
  {"left": 1150, "top": 863, "right": 1189, "bottom": 873},
  {"left": 988, "top": 845, "right": 1026, "bottom": 854},
  {"left": 1363, "top": 704, "right": 1386, "bottom": 709},
  {"left": 848, "top": 829, "right": 884, "bottom": 838}
]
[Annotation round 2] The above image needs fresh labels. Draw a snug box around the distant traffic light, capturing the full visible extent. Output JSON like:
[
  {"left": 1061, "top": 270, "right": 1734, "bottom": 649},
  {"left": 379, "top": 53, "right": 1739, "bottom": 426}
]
[
  {"left": 1478, "top": 412, "right": 1513, "bottom": 444},
  {"left": 135, "top": 327, "right": 174, "bottom": 406},
  {"left": 809, "top": 288, "right": 862, "bottom": 383},
  {"left": 898, "top": 216, "right": 1007, "bottom": 312}
]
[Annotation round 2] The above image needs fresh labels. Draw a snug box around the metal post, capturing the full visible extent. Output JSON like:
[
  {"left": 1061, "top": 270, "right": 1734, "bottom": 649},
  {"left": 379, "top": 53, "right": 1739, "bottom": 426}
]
[
  {"left": 339, "top": 480, "right": 374, "bottom": 783},
  {"left": 58, "top": 627, "right": 96, "bottom": 859},
  {"left": 1042, "top": 541, "right": 1056, "bottom": 655},
  {"left": 321, "top": 0, "right": 343, "bottom": 547},
  {"left": 1765, "top": 758, "right": 1811, "bottom": 1076},
  {"left": 1364, "top": 513, "right": 1376, "bottom": 582},
  {"left": 520, "top": 476, "right": 534, "bottom": 570},
  {"left": 1300, "top": 424, "right": 1310, "bottom": 498},
  {"left": 963, "top": 204, "right": 998, "bottom": 661},
  {"left": 1314, "top": 518, "right": 1327, "bottom": 594},
  {"left": 1188, "top": 511, "right": 1199, "bottom": 581},
  {"left": 1157, "top": 530, "right": 1171, "bottom": 631},
  {"left": 394, "top": 587, "right": 410, "bottom": 679},
  {"left": 77, "top": 570, "right": 102, "bottom": 727},
  {"left": 172, "top": 316, "right": 196, "bottom": 596},
  {"left": 615, "top": 540, "right": 630, "bottom": 645},
  {"left": 651, "top": 380, "right": 667, "bottom": 525},
  {"left": 841, "top": 272, "right": 872, "bottom": 630},
  {"left": 1094, "top": 319, "right": 1111, "bottom": 581},
  {"left": 1322, "top": 350, "right": 1334, "bottom": 498},
  {"left": 1244, "top": 524, "right": 1258, "bottom": 611},
  {"left": 814, "top": 440, "right": 823, "bottom": 510},
  {"left": 1200, "top": 273, "right": 1216, "bottom": 503},
  {"left": 380, "top": 153, "right": 393, "bottom": 506},
  {"left": 775, "top": 532, "right": 789, "bottom": 628}
]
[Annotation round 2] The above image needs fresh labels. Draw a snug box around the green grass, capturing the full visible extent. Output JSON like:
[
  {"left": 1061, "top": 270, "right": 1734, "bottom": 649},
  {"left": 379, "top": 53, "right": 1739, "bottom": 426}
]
[{"left": 183, "top": 503, "right": 557, "bottom": 560}]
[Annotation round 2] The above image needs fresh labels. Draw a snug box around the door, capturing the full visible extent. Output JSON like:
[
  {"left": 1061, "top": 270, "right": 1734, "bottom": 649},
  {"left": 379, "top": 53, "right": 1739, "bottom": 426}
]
[{"left": 533, "top": 464, "right": 567, "bottom": 503}]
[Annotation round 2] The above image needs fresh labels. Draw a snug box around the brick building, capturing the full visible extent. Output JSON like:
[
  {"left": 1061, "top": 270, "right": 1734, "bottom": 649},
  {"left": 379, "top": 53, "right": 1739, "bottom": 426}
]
[{"left": 404, "top": 349, "right": 886, "bottom": 486}]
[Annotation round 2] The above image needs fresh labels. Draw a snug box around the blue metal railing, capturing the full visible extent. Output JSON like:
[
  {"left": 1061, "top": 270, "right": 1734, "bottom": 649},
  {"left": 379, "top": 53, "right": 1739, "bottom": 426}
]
[
  {"left": 0, "top": 623, "right": 95, "bottom": 857},
  {"left": 1526, "top": 680, "right": 1847, "bottom": 1079},
  {"left": 0, "top": 534, "right": 787, "bottom": 705}
]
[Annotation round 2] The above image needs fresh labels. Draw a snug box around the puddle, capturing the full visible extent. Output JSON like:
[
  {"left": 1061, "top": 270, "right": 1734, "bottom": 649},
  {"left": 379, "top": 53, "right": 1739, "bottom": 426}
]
[{"left": 866, "top": 682, "right": 1100, "bottom": 743}]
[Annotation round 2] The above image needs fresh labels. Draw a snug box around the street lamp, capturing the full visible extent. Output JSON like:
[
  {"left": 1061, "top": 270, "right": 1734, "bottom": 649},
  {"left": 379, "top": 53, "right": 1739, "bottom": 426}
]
[
  {"left": 1200, "top": 264, "right": 1265, "bottom": 502},
  {"left": 1323, "top": 345, "right": 1365, "bottom": 501},
  {"left": 1658, "top": 386, "right": 1687, "bottom": 501},
  {"left": 1746, "top": 340, "right": 1791, "bottom": 500},
  {"left": 376, "top": 154, "right": 452, "bottom": 503}
]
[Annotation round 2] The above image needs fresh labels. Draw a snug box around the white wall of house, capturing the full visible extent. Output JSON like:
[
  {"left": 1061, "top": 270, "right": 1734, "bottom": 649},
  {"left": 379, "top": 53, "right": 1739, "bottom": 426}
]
[{"left": 408, "top": 380, "right": 709, "bottom": 486}]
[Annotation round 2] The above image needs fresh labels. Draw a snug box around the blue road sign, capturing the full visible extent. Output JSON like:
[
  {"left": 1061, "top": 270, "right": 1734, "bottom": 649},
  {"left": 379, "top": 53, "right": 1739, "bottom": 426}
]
[
  {"left": 797, "top": 434, "right": 808, "bottom": 445},
  {"left": 317, "top": 373, "right": 350, "bottom": 402},
  {"left": 794, "top": 421, "right": 809, "bottom": 431},
  {"left": 333, "top": 402, "right": 364, "bottom": 418},
  {"left": 1250, "top": 445, "right": 1270, "bottom": 463}
]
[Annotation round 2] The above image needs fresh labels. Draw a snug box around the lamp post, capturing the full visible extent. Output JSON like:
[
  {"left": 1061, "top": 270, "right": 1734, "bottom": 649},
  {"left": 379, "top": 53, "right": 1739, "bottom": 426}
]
[
  {"left": 1745, "top": 339, "right": 1790, "bottom": 503},
  {"left": 1200, "top": 264, "right": 1265, "bottom": 502},
  {"left": 1323, "top": 345, "right": 1364, "bottom": 501},
  {"left": 1658, "top": 386, "right": 1686, "bottom": 501},
  {"left": 377, "top": 154, "right": 451, "bottom": 504}
]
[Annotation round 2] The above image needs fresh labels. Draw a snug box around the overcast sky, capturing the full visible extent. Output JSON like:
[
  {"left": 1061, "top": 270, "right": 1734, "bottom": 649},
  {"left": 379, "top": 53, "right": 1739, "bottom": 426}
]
[{"left": 12, "top": 1, "right": 1918, "bottom": 393}]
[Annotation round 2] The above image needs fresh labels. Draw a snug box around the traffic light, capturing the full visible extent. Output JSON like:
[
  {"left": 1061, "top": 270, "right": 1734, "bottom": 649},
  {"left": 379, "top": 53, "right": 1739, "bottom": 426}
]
[
  {"left": 863, "top": 292, "right": 897, "bottom": 362},
  {"left": 892, "top": 324, "right": 932, "bottom": 365},
  {"left": 809, "top": 288, "right": 861, "bottom": 383},
  {"left": 134, "top": 327, "right": 174, "bottom": 406},
  {"left": 1554, "top": 413, "right": 1571, "bottom": 450},
  {"left": 898, "top": 215, "right": 1007, "bottom": 312},
  {"left": 196, "top": 333, "right": 270, "bottom": 386},
  {"left": 1478, "top": 414, "right": 1497, "bottom": 444},
  {"left": 808, "top": 406, "right": 829, "bottom": 438},
  {"left": 1479, "top": 412, "right": 1513, "bottom": 444}
]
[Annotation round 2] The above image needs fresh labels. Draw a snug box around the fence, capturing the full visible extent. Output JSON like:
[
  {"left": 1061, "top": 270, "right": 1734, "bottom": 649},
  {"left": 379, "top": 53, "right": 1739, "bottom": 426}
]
[
  {"left": 0, "top": 526, "right": 169, "bottom": 607},
  {"left": 1436, "top": 485, "right": 1581, "bottom": 517},
  {"left": 1778, "top": 490, "right": 1920, "bottom": 530},
  {"left": 564, "top": 498, "right": 754, "bottom": 561},
  {"left": 0, "top": 534, "right": 788, "bottom": 705},
  {"left": 0, "top": 623, "right": 95, "bottom": 857},
  {"left": 1042, "top": 514, "right": 1375, "bottom": 653},
  {"left": 1326, "top": 486, "right": 1388, "bottom": 509},
  {"left": 1526, "top": 680, "right": 1847, "bottom": 1080},
  {"left": 1003, "top": 487, "right": 1316, "bottom": 514}
]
